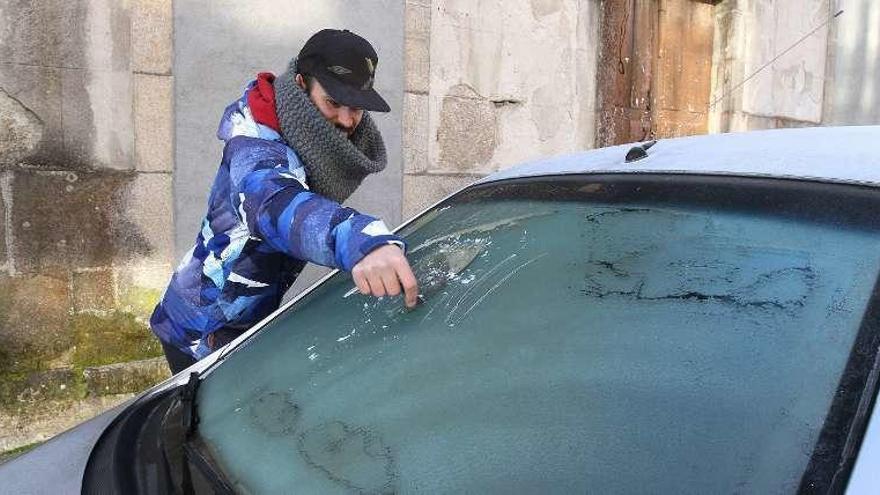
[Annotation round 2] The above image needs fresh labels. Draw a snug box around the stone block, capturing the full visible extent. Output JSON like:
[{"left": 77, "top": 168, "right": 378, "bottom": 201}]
[
  {"left": 14, "top": 367, "right": 79, "bottom": 403},
  {"left": 403, "top": 93, "right": 429, "bottom": 174},
  {"left": 406, "top": 2, "right": 432, "bottom": 37},
  {"left": 0, "top": 0, "right": 130, "bottom": 71},
  {"left": 134, "top": 74, "right": 173, "bottom": 172},
  {"left": 0, "top": 273, "right": 72, "bottom": 357},
  {"left": 61, "top": 68, "right": 134, "bottom": 170},
  {"left": 72, "top": 269, "right": 116, "bottom": 313},
  {"left": 0, "top": 0, "right": 87, "bottom": 68},
  {"left": 83, "top": 357, "right": 170, "bottom": 396},
  {"left": 78, "top": 0, "right": 133, "bottom": 72},
  {"left": 11, "top": 169, "right": 126, "bottom": 274},
  {"left": 119, "top": 173, "right": 175, "bottom": 265},
  {"left": 132, "top": 0, "right": 173, "bottom": 75},
  {"left": 405, "top": 35, "right": 431, "bottom": 94},
  {"left": 403, "top": 173, "right": 480, "bottom": 219},
  {"left": 0, "top": 64, "right": 63, "bottom": 167},
  {"left": 0, "top": 88, "right": 44, "bottom": 169},
  {"left": 404, "top": 0, "right": 431, "bottom": 95},
  {"left": 115, "top": 261, "right": 170, "bottom": 319},
  {"left": 436, "top": 86, "right": 498, "bottom": 172}
]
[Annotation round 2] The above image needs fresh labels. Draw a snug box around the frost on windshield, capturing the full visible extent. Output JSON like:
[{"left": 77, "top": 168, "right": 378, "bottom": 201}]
[
  {"left": 338, "top": 210, "right": 552, "bottom": 334},
  {"left": 245, "top": 387, "right": 300, "bottom": 436},
  {"left": 298, "top": 421, "right": 396, "bottom": 494},
  {"left": 580, "top": 208, "right": 818, "bottom": 314},
  {"left": 228, "top": 387, "right": 399, "bottom": 494},
  {"left": 196, "top": 196, "right": 880, "bottom": 494}
]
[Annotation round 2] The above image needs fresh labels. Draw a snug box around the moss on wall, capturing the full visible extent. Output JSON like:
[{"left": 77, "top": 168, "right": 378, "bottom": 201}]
[
  {"left": 0, "top": 310, "right": 163, "bottom": 412},
  {"left": 71, "top": 311, "right": 162, "bottom": 369},
  {"left": 118, "top": 286, "right": 163, "bottom": 320}
]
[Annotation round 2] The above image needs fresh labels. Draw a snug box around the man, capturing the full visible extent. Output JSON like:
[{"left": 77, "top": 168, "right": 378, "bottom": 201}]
[{"left": 150, "top": 29, "right": 418, "bottom": 373}]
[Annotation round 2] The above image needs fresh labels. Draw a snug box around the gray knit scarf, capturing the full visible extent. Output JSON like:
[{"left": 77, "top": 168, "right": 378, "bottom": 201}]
[{"left": 273, "top": 60, "right": 387, "bottom": 204}]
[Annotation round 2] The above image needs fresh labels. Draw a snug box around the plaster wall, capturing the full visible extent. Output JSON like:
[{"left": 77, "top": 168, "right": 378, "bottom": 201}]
[
  {"left": 822, "top": 0, "right": 880, "bottom": 125},
  {"left": 738, "top": 0, "right": 828, "bottom": 123},
  {"left": 402, "top": 0, "right": 600, "bottom": 217},
  {"left": 710, "top": 0, "right": 880, "bottom": 132},
  {"left": 710, "top": 0, "right": 847, "bottom": 131},
  {"left": 173, "top": 0, "right": 405, "bottom": 263}
]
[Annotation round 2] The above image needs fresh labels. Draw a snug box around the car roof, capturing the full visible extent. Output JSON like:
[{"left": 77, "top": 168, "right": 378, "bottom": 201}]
[{"left": 477, "top": 126, "right": 880, "bottom": 188}]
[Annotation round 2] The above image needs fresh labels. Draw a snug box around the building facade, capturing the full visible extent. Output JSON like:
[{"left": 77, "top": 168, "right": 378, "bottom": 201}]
[{"left": 0, "top": 0, "right": 878, "bottom": 452}]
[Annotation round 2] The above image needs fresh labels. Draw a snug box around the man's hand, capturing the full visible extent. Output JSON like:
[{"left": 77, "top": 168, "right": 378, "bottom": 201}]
[{"left": 352, "top": 244, "right": 419, "bottom": 308}]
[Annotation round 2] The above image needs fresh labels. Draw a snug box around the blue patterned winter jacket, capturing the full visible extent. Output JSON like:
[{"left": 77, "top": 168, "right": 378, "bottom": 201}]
[{"left": 150, "top": 81, "right": 403, "bottom": 359}]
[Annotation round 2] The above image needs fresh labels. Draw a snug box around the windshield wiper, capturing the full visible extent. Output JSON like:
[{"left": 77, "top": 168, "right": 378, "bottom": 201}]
[
  {"left": 161, "top": 372, "right": 235, "bottom": 494},
  {"left": 180, "top": 371, "right": 200, "bottom": 438}
]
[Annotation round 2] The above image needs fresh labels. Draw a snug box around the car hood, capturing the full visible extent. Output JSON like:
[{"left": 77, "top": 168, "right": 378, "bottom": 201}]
[{"left": 0, "top": 401, "right": 130, "bottom": 494}]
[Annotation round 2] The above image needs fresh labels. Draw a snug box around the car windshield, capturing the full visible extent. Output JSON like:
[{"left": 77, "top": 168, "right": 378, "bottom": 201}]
[{"left": 194, "top": 175, "right": 880, "bottom": 494}]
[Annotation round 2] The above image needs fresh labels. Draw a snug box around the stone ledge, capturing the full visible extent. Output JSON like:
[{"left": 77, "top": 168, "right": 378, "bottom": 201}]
[
  {"left": 3, "top": 367, "right": 80, "bottom": 405},
  {"left": 132, "top": 0, "right": 173, "bottom": 75},
  {"left": 83, "top": 356, "right": 170, "bottom": 396}
]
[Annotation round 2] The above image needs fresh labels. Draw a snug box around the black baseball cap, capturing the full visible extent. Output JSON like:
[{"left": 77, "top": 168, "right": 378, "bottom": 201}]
[{"left": 297, "top": 29, "right": 391, "bottom": 113}]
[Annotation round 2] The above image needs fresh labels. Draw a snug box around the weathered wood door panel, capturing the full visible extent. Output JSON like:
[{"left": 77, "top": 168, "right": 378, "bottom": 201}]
[{"left": 596, "top": 0, "right": 716, "bottom": 146}]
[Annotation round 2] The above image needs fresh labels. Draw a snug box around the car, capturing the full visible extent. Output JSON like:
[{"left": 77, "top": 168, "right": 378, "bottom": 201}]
[{"left": 2, "top": 125, "right": 880, "bottom": 494}]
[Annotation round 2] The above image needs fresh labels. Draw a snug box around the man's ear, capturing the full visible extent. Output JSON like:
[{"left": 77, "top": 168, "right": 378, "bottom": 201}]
[{"left": 295, "top": 73, "right": 307, "bottom": 90}]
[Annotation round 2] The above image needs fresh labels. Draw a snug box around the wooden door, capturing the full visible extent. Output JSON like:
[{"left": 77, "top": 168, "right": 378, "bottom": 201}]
[{"left": 596, "top": 0, "right": 719, "bottom": 147}]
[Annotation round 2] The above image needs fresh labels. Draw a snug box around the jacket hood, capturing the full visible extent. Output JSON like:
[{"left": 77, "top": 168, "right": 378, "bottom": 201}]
[{"left": 216, "top": 73, "right": 284, "bottom": 143}]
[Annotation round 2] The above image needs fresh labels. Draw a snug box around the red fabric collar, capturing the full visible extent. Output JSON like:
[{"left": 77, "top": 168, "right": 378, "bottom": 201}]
[{"left": 247, "top": 72, "right": 280, "bottom": 132}]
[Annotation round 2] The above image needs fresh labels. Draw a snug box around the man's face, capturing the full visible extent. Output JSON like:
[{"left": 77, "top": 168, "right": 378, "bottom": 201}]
[{"left": 296, "top": 74, "right": 364, "bottom": 137}]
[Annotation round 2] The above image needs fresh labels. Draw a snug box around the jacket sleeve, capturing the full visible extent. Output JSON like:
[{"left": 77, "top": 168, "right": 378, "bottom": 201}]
[{"left": 232, "top": 160, "right": 404, "bottom": 271}]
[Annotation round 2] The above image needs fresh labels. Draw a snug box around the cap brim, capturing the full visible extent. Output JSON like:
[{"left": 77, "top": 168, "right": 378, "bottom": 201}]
[{"left": 315, "top": 74, "right": 391, "bottom": 113}]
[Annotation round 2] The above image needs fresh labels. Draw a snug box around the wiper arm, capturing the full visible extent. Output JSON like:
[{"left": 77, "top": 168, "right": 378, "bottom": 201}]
[
  {"left": 183, "top": 440, "right": 235, "bottom": 495},
  {"left": 161, "top": 372, "right": 235, "bottom": 494},
  {"left": 180, "top": 371, "right": 200, "bottom": 438}
]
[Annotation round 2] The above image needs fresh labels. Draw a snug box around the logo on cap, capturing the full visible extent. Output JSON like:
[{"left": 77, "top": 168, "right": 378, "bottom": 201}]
[
  {"left": 327, "top": 65, "right": 353, "bottom": 75},
  {"left": 362, "top": 58, "right": 375, "bottom": 90}
]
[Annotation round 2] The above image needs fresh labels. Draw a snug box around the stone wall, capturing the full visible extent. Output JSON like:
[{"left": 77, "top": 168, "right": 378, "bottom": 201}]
[
  {"left": 0, "top": 0, "right": 174, "bottom": 448},
  {"left": 708, "top": 0, "right": 875, "bottom": 131},
  {"left": 402, "top": 0, "right": 600, "bottom": 217}
]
